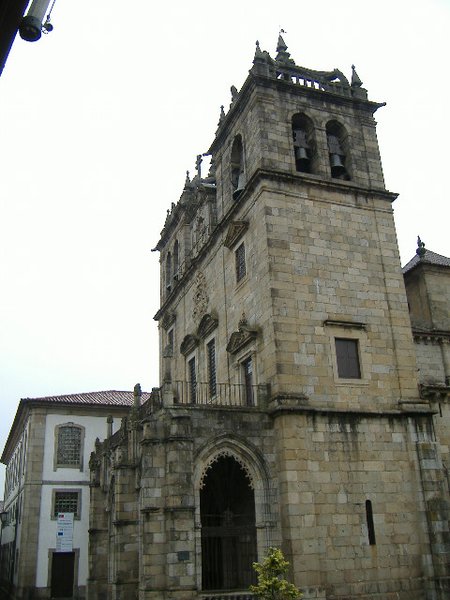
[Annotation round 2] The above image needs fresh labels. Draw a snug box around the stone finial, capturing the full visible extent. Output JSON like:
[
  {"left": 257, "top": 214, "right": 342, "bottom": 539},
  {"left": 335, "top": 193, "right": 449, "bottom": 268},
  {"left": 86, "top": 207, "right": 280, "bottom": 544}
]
[
  {"left": 276, "top": 31, "right": 287, "bottom": 53},
  {"left": 253, "top": 40, "right": 264, "bottom": 61},
  {"left": 275, "top": 32, "right": 294, "bottom": 67},
  {"left": 351, "top": 65, "right": 363, "bottom": 88},
  {"left": 238, "top": 312, "right": 248, "bottom": 330},
  {"left": 207, "top": 156, "right": 216, "bottom": 179},
  {"left": 230, "top": 85, "right": 238, "bottom": 105},
  {"left": 416, "top": 236, "right": 426, "bottom": 258},
  {"left": 107, "top": 415, "right": 113, "bottom": 438},
  {"left": 134, "top": 383, "right": 142, "bottom": 407},
  {"left": 251, "top": 40, "right": 273, "bottom": 77},
  {"left": 218, "top": 105, "right": 225, "bottom": 125},
  {"left": 196, "top": 154, "right": 202, "bottom": 179}
]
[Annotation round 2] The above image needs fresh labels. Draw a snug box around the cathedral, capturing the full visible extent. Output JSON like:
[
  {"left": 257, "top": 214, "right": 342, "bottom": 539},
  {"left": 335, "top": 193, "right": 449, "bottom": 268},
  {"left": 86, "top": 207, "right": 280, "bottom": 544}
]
[{"left": 87, "top": 37, "right": 450, "bottom": 600}]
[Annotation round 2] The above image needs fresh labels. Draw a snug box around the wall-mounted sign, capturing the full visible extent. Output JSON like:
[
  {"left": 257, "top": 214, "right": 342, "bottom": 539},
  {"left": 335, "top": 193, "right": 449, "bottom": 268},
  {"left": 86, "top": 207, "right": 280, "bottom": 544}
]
[{"left": 56, "top": 512, "right": 74, "bottom": 552}]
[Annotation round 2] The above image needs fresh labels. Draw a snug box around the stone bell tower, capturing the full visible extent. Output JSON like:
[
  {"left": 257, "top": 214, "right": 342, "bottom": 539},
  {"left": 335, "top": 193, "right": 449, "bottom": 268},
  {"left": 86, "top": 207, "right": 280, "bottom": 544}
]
[
  {"left": 88, "top": 36, "right": 450, "bottom": 600},
  {"left": 150, "top": 35, "right": 450, "bottom": 600},
  {"left": 155, "top": 35, "right": 419, "bottom": 413}
]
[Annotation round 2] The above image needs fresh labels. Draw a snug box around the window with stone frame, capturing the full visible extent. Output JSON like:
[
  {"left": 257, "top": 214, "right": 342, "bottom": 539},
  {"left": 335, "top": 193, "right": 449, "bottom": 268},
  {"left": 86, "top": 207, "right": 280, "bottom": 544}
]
[
  {"left": 173, "top": 240, "right": 180, "bottom": 280},
  {"left": 335, "top": 338, "right": 361, "bottom": 379},
  {"left": 55, "top": 424, "right": 84, "bottom": 469},
  {"left": 52, "top": 490, "right": 81, "bottom": 519},
  {"left": 235, "top": 242, "right": 246, "bottom": 282},
  {"left": 188, "top": 355, "right": 197, "bottom": 403},
  {"left": 231, "top": 134, "right": 245, "bottom": 199},
  {"left": 207, "top": 338, "right": 217, "bottom": 398},
  {"left": 242, "top": 356, "right": 254, "bottom": 406}
]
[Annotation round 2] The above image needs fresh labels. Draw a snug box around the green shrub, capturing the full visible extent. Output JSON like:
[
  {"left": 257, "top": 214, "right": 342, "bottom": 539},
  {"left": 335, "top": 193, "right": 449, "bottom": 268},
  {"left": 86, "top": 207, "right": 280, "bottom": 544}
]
[{"left": 250, "top": 547, "right": 302, "bottom": 600}]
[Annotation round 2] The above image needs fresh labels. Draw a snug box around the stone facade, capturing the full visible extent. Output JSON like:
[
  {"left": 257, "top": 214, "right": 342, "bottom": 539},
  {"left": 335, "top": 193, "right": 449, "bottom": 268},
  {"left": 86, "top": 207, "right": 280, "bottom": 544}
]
[{"left": 87, "top": 37, "right": 450, "bottom": 600}]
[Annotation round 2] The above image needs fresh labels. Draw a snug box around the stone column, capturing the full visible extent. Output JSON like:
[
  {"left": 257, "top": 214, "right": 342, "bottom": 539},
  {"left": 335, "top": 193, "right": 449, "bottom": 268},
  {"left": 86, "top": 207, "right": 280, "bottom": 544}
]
[{"left": 16, "top": 410, "right": 46, "bottom": 598}]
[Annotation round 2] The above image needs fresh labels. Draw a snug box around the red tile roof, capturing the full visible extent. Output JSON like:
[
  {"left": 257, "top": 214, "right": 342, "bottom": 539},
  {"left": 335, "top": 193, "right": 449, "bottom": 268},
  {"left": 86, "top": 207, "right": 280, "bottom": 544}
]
[
  {"left": 1, "top": 390, "right": 153, "bottom": 463},
  {"left": 21, "top": 390, "right": 151, "bottom": 407}
]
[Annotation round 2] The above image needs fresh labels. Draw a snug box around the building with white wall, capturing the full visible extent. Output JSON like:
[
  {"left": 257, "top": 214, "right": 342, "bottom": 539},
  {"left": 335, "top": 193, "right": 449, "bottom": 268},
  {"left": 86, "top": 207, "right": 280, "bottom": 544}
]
[{"left": 0, "top": 388, "right": 148, "bottom": 599}]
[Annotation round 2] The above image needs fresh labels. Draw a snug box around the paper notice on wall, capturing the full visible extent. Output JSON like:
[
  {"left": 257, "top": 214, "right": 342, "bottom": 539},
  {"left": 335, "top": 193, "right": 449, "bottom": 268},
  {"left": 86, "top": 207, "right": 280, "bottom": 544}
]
[{"left": 56, "top": 512, "right": 74, "bottom": 552}]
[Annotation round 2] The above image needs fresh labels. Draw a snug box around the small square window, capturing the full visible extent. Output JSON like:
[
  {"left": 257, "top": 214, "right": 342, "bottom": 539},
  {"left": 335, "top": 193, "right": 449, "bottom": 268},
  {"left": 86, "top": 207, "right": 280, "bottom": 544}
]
[
  {"left": 335, "top": 338, "right": 361, "bottom": 379},
  {"left": 235, "top": 243, "right": 246, "bottom": 282},
  {"left": 53, "top": 490, "right": 80, "bottom": 519}
]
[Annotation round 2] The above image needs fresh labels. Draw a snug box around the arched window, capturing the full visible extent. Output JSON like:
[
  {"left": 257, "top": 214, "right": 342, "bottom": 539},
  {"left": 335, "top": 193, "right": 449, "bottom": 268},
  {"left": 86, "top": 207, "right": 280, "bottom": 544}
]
[
  {"left": 55, "top": 424, "right": 84, "bottom": 469},
  {"left": 292, "top": 113, "right": 316, "bottom": 173},
  {"left": 200, "top": 455, "right": 257, "bottom": 591},
  {"left": 326, "top": 120, "right": 350, "bottom": 180},
  {"left": 230, "top": 135, "right": 245, "bottom": 199}
]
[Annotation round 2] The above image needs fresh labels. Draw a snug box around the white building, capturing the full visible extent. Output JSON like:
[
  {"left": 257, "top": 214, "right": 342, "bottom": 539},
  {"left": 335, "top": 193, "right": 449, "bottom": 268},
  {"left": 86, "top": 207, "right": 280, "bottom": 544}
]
[{"left": 0, "top": 388, "right": 148, "bottom": 599}]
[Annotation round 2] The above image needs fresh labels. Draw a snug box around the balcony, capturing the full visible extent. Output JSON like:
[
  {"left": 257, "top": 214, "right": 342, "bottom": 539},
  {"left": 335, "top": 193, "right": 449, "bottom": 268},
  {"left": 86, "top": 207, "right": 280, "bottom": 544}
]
[
  {"left": 200, "top": 594, "right": 254, "bottom": 600},
  {"left": 160, "top": 381, "right": 270, "bottom": 409}
]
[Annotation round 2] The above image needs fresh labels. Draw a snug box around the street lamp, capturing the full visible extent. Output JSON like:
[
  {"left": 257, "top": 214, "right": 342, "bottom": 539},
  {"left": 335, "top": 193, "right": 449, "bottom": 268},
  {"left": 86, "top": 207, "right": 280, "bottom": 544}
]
[
  {"left": 0, "top": 510, "right": 8, "bottom": 542},
  {"left": 19, "top": 0, "right": 55, "bottom": 42}
]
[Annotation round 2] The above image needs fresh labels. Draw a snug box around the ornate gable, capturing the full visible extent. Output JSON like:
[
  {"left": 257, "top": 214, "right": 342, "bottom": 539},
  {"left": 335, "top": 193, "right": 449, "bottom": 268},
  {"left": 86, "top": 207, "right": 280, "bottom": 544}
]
[
  {"left": 180, "top": 334, "right": 199, "bottom": 357},
  {"left": 197, "top": 313, "right": 219, "bottom": 339},
  {"left": 224, "top": 221, "right": 249, "bottom": 249},
  {"left": 226, "top": 315, "right": 259, "bottom": 355}
]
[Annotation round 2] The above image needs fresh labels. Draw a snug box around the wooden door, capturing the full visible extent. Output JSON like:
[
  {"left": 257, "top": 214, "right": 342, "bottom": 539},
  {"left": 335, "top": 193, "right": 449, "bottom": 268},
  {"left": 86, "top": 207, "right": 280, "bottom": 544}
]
[{"left": 50, "top": 551, "right": 75, "bottom": 598}]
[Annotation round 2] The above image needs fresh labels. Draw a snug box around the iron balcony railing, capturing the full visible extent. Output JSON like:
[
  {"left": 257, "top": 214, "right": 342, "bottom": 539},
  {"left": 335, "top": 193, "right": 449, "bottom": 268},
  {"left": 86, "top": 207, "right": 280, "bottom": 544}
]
[
  {"left": 200, "top": 594, "right": 254, "bottom": 600},
  {"left": 163, "top": 381, "right": 269, "bottom": 408}
]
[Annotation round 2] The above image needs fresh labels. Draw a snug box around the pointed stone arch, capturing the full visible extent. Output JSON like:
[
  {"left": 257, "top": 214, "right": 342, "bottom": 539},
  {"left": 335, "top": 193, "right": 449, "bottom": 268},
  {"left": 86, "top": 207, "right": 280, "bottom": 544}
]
[{"left": 193, "top": 435, "right": 278, "bottom": 591}]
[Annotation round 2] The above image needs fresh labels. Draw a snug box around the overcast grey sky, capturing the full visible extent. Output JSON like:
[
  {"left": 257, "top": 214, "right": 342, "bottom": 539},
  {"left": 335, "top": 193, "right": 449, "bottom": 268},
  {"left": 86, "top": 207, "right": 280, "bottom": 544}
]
[{"left": 1, "top": 0, "right": 449, "bottom": 495}]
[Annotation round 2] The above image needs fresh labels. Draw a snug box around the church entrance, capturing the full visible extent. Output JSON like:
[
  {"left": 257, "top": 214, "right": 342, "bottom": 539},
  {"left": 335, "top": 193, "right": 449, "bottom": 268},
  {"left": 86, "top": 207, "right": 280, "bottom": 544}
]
[{"left": 200, "top": 455, "right": 257, "bottom": 591}]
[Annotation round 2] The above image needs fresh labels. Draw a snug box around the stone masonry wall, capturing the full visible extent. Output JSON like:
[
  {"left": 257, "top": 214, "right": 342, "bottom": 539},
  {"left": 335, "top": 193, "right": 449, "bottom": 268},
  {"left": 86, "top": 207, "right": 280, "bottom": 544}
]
[{"left": 272, "top": 408, "right": 442, "bottom": 600}]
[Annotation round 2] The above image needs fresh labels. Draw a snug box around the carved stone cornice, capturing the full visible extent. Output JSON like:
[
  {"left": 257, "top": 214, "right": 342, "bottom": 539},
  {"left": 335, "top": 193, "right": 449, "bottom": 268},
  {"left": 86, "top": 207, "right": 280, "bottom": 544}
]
[
  {"left": 419, "top": 383, "right": 450, "bottom": 401},
  {"left": 412, "top": 329, "right": 450, "bottom": 345},
  {"left": 161, "top": 312, "right": 176, "bottom": 331},
  {"left": 323, "top": 319, "right": 366, "bottom": 330}
]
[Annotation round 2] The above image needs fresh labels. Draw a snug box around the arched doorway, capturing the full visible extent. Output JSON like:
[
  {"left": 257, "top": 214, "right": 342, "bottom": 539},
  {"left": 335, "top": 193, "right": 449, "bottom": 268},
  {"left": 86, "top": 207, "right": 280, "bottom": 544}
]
[{"left": 200, "top": 455, "right": 257, "bottom": 591}]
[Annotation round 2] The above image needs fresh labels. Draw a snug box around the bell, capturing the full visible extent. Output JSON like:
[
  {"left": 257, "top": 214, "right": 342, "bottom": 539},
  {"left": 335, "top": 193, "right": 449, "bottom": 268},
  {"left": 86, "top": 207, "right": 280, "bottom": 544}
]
[
  {"left": 233, "top": 172, "right": 246, "bottom": 200},
  {"left": 330, "top": 153, "right": 347, "bottom": 178},
  {"left": 295, "top": 146, "right": 310, "bottom": 173}
]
